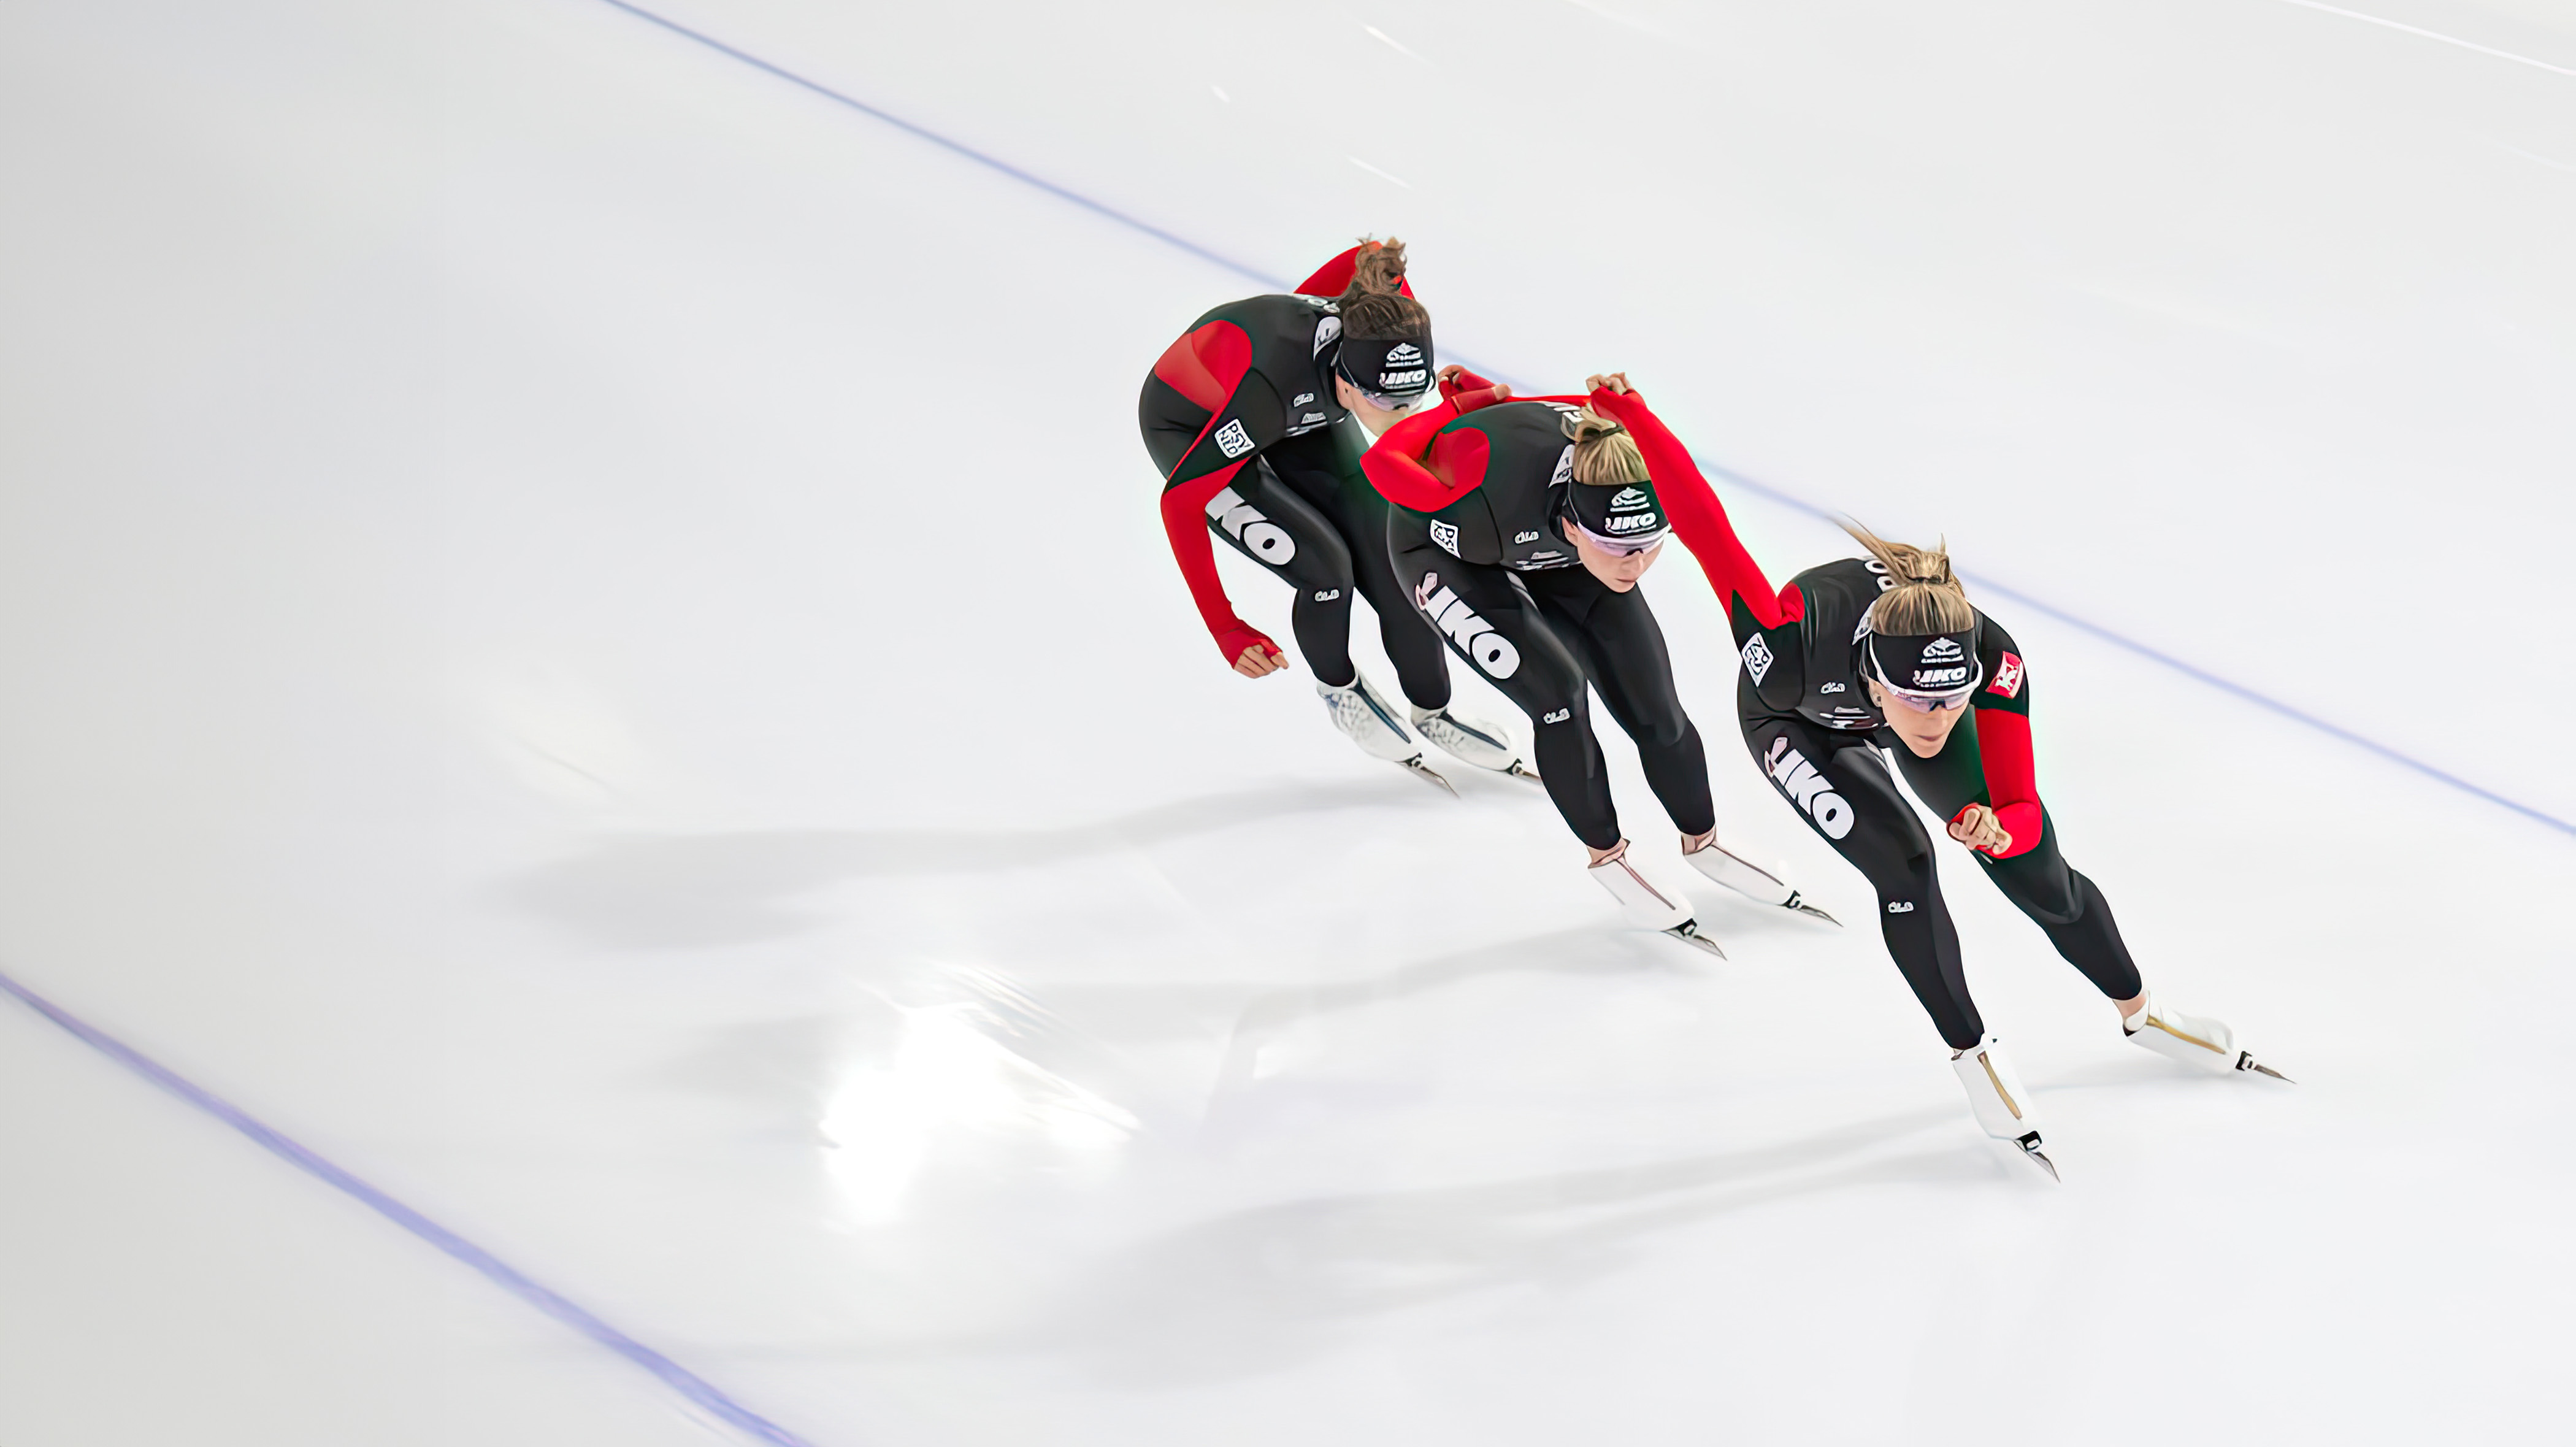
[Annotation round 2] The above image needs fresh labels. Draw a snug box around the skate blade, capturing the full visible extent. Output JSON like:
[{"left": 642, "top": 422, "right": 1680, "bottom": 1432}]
[
  {"left": 1784, "top": 894, "right": 1842, "bottom": 927},
  {"left": 2015, "top": 1133, "right": 2061, "bottom": 1183},
  {"left": 1663, "top": 923, "right": 1727, "bottom": 959},
  {"left": 1505, "top": 761, "right": 1546, "bottom": 785},
  {"left": 2239, "top": 1054, "right": 2296, "bottom": 1084},
  {"left": 1400, "top": 756, "right": 1459, "bottom": 796}
]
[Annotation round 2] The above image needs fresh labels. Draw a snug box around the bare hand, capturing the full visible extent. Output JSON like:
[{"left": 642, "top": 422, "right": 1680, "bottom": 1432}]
[
  {"left": 1948, "top": 804, "right": 2011, "bottom": 855},
  {"left": 1233, "top": 643, "right": 1288, "bottom": 678},
  {"left": 1585, "top": 371, "right": 1632, "bottom": 396}
]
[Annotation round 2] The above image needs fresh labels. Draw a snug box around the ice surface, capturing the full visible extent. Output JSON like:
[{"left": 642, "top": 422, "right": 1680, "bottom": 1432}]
[{"left": 1, "top": 0, "right": 2571, "bottom": 1443}]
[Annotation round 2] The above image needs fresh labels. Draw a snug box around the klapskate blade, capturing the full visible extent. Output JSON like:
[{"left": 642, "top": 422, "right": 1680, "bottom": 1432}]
[
  {"left": 1506, "top": 762, "right": 1546, "bottom": 785},
  {"left": 1788, "top": 900, "right": 1843, "bottom": 927},
  {"left": 1665, "top": 925, "right": 1727, "bottom": 959},
  {"left": 1401, "top": 758, "right": 1459, "bottom": 796},
  {"left": 2247, "top": 1060, "right": 2296, "bottom": 1083},
  {"left": 2022, "top": 1143, "right": 2061, "bottom": 1183}
]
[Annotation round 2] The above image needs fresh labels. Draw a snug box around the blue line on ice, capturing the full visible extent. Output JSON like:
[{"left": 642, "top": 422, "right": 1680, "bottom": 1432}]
[
  {"left": 0, "top": 966, "right": 824, "bottom": 1447},
  {"left": 579, "top": 0, "right": 2576, "bottom": 841}
]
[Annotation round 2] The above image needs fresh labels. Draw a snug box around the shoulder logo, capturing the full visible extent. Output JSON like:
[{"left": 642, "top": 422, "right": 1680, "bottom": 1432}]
[
  {"left": 1741, "top": 633, "right": 1775, "bottom": 685},
  {"left": 1430, "top": 520, "right": 1462, "bottom": 556},
  {"left": 1922, "top": 636, "right": 1965, "bottom": 662},
  {"left": 1514, "top": 529, "right": 1541, "bottom": 543},
  {"left": 1213, "top": 419, "right": 1256, "bottom": 458},
  {"left": 1988, "top": 651, "right": 2025, "bottom": 699},
  {"left": 1609, "top": 486, "right": 1652, "bottom": 511},
  {"left": 1290, "top": 392, "right": 1315, "bottom": 407},
  {"left": 1312, "top": 315, "right": 1341, "bottom": 355},
  {"left": 1549, "top": 445, "right": 1574, "bottom": 491}
]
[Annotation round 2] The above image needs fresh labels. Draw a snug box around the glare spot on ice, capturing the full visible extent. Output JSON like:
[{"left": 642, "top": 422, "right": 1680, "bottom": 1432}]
[{"left": 820, "top": 993, "right": 1138, "bottom": 1224}]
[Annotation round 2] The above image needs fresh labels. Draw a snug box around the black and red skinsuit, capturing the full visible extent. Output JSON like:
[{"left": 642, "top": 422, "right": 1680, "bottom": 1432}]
[
  {"left": 1695, "top": 534, "right": 2145, "bottom": 1049},
  {"left": 1138, "top": 249, "right": 1451, "bottom": 707},
  {"left": 1360, "top": 383, "right": 1732, "bottom": 850}
]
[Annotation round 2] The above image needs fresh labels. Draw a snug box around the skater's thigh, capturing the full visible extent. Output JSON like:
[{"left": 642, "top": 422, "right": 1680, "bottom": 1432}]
[
  {"left": 1211, "top": 462, "right": 1354, "bottom": 593},
  {"left": 1741, "top": 718, "right": 1928, "bottom": 884},
  {"left": 1971, "top": 810, "right": 2083, "bottom": 920},
  {"left": 1545, "top": 579, "right": 1688, "bottom": 743},
  {"left": 1318, "top": 477, "right": 1420, "bottom": 620},
  {"left": 1395, "top": 548, "right": 1584, "bottom": 716}
]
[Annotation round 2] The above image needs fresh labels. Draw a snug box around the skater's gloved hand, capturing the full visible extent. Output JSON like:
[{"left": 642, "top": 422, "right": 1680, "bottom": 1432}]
[
  {"left": 1947, "top": 803, "right": 2012, "bottom": 856},
  {"left": 1437, "top": 364, "right": 1511, "bottom": 411},
  {"left": 1219, "top": 626, "right": 1288, "bottom": 678}
]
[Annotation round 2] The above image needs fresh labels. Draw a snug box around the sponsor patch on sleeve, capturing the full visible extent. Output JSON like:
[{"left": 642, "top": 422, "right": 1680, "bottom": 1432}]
[{"left": 1988, "top": 651, "right": 2025, "bottom": 699}]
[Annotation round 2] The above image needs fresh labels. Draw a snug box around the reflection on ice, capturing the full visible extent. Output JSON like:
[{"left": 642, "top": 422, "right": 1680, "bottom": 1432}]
[{"left": 820, "top": 969, "right": 1138, "bottom": 1224}]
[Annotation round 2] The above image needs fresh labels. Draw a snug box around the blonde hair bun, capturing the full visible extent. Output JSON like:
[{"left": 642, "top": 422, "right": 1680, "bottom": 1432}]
[{"left": 1842, "top": 518, "right": 1974, "bottom": 634}]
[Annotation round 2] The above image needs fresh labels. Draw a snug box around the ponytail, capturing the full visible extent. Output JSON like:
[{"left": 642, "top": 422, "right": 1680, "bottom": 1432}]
[
  {"left": 1842, "top": 519, "right": 1975, "bottom": 634},
  {"left": 1334, "top": 237, "right": 1430, "bottom": 342}
]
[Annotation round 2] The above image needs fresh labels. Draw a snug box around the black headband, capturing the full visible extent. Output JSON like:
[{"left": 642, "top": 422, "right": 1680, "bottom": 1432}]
[
  {"left": 1863, "top": 625, "right": 1984, "bottom": 696},
  {"left": 1563, "top": 472, "right": 1669, "bottom": 545},
  {"left": 1334, "top": 334, "right": 1435, "bottom": 401}
]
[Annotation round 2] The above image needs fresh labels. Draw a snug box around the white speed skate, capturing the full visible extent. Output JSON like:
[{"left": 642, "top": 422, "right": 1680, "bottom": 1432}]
[
  {"left": 1950, "top": 1035, "right": 2058, "bottom": 1181},
  {"left": 1408, "top": 704, "right": 1543, "bottom": 784},
  {"left": 1587, "top": 843, "right": 1724, "bottom": 958},
  {"left": 2125, "top": 993, "right": 2292, "bottom": 1081},
  {"left": 1682, "top": 839, "right": 1839, "bottom": 924},
  {"left": 1317, "top": 675, "right": 1453, "bottom": 794}
]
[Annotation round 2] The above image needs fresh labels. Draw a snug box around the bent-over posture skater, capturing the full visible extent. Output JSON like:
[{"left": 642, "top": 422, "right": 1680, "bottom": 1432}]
[
  {"left": 1711, "top": 521, "right": 2288, "bottom": 1178},
  {"left": 1362, "top": 372, "right": 1828, "bottom": 953},
  {"left": 1141, "top": 239, "right": 1527, "bottom": 790}
]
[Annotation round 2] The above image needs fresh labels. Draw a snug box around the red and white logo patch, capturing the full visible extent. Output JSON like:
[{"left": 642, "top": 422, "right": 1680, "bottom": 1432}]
[{"left": 1988, "top": 651, "right": 2025, "bottom": 699}]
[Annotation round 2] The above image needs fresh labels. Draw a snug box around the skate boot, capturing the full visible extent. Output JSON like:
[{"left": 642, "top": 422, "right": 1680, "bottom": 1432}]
[
  {"left": 1681, "top": 836, "right": 1839, "bottom": 924},
  {"left": 1950, "top": 1035, "right": 2058, "bottom": 1181},
  {"left": 1318, "top": 675, "right": 1453, "bottom": 794},
  {"left": 1587, "top": 842, "right": 1723, "bottom": 958},
  {"left": 2124, "top": 993, "right": 2291, "bottom": 1081},
  {"left": 1409, "top": 704, "right": 1543, "bottom": 783}
]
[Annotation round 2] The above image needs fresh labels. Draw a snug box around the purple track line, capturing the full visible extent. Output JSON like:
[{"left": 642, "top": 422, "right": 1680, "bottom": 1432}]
[
  {"left": 578, "top": 0, "right": 2573, "bottom": 842},
  {"left": 0, "top": 965, "right": 822, "bottom": 1447}
]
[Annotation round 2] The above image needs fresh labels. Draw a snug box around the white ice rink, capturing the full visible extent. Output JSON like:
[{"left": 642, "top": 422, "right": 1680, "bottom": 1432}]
[{"left": 4, "top": 0, "right": 2574, "bottom": 1441}]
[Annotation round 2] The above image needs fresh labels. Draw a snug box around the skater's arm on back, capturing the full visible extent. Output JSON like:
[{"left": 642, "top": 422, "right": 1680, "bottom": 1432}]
[
  {"left": 1363, "top": 408, "right": 1481, "bottom": 510},
  {"left": 1160, "top": 465, "right": 1284, "bottom": 674},
  {"left": 1585, "top": 380, "right": 1796, "bottom": 629}
]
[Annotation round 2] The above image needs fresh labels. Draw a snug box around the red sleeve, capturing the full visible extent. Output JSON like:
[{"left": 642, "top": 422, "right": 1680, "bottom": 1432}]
[
  {"left": 1159, "top": 462, "right": 1277, "bottom": 666},
  {"left": 1362, "top": 406, "right": 1478, "bottom": 512},
  {"left": 1438, "top": 367, "right": 1498, "bottom": 400},
  {"left": 1294, "top": 246, "right": 1416, "bottom": 300},
  {"left": 1585, "top": 387, "right": 1798, "bottom": 629},
  {"left": 1963, "top": 708, "right": 2044, "bottom": 859}
]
